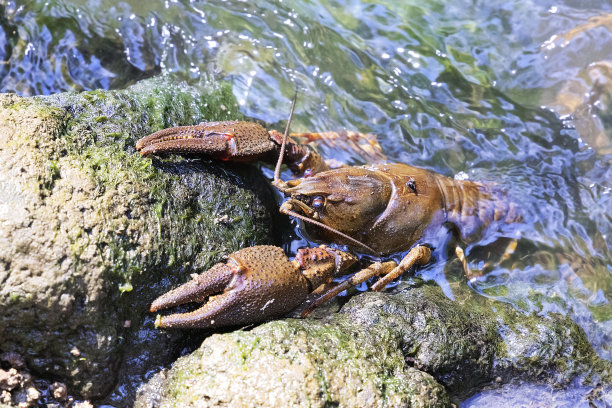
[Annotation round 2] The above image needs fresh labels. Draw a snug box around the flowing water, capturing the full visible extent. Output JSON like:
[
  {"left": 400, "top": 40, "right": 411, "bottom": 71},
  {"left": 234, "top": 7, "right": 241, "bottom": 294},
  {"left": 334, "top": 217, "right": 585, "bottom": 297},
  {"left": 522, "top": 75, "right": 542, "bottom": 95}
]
[{"left": 1, "top": 0, "right": 611, "bottom": 405}]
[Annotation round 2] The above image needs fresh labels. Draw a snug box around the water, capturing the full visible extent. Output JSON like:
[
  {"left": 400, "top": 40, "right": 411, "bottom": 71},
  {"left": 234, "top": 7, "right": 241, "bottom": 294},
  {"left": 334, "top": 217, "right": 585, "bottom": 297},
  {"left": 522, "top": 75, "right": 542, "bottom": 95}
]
[
  {"left": 462, "top": 380, "right": 610, "bottom": 408},
  {"left": 1, "top": 0, "right": 611, "bottom": 403}
]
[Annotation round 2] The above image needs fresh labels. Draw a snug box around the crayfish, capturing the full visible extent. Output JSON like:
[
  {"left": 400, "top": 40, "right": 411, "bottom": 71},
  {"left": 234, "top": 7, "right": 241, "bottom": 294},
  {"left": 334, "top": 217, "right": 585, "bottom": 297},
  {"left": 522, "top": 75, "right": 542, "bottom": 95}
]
[{"left": 136, "top": 97, "right": 521, "bottom": 329}]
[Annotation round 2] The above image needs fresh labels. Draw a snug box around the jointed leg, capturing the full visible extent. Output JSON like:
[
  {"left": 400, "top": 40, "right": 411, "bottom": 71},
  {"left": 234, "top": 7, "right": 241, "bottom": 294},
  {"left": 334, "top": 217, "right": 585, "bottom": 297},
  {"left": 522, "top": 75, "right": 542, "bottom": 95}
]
[
  {"left": 301, "top": 245, "right": 431, "bottom": 317},
  {"left": 458, "top": 238, "right": 518, "bottom": 281},
  {"left": 498, "top": 238, "right": 518, "bottom": 264},
  {"left": 455, "top": 245, "right": 472, "bottom": 280},
  {"left": 301, "top": 261, "right": 396, "bottom": 317},
  {"left": 371, "top": 245, "right": 431, "bottom": 291},
  {"left": 289, "top": 130, "right": 388, "bottom": 165}
]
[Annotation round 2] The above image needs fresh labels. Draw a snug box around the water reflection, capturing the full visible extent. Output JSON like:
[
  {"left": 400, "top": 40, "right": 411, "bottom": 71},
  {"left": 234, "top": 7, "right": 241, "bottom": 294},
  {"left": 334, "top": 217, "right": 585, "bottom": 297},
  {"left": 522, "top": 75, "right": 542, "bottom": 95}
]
[
  {"left": 0, "top": 0, "right": 611, "bottom": 397},
  {"left": 462, "top": 379, "right": 606, "bottom": 408}
]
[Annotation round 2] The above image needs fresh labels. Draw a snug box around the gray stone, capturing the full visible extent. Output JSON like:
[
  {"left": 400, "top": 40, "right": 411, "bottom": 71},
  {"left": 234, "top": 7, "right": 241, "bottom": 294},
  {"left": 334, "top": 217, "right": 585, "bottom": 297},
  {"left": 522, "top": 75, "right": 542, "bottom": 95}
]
[
  {"left": 135, "top": 317, "right": 451, "bottom": 408},
  {"left": 0, "top": 77, "right": 276, "bottom": 399},
  {"left": 343, "top": 283, "right": 611, "bottom": 396},
  {"left": 135, "top": 282, "right": 610, "bottom": 407}
]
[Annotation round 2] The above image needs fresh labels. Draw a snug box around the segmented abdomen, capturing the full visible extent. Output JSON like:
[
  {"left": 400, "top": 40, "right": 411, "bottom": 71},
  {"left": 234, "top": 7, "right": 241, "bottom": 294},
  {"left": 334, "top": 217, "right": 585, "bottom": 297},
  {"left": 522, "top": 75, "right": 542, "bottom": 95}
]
[{"left": 437, "top": 176, "right": 522, "bottom": 243}]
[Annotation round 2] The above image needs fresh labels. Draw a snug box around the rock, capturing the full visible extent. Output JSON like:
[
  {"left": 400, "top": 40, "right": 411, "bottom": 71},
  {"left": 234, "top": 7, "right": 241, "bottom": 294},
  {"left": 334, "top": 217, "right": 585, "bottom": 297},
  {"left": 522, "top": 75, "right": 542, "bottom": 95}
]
[
  {"left": 0, "top": 368, "right": 22, "bottom": 391},
  {"left": 343, "top": 283, "right": 611, "bottom": 396},
  {"left": 135, "top": 282, "right": 610, "bottom": 407},
  {"left": 0, "top": 77, "right": 277, "bottom": 399},
  {"left": 0, "top": 365, "right": 42, "bottom": 407},
  {"left": 135, "top": 318, "right": 451, "bottom": 408},
  {"left": 49, "top": 382, "right": 68, "bottom": 401}
]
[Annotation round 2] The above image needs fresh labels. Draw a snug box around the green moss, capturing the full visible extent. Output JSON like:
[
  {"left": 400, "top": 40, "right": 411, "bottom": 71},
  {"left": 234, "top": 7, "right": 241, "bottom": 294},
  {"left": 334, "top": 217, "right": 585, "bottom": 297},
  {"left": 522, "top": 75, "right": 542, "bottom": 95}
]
[
  {"left": 333, "top": 283, "right": 612, "bottom": 399},
  {"left": 315, "top": 367, "right": 333, "bottom": 403},
  {"left": 39, "top": 159, "right": 61, "bottom": 193},
  {"left": 118, "top": 281, "right": 134, "bottom": 293},
  {"left": 235, "top": 335, "right": 260, "bottom": 365},
  {"left": 160, "top": 315, "right": 450, "bottom": 407},
  {"left": 165, "top": 347, "right": 206, "bottom": 400},
  {"left": 265, "top": 320, "right": 404, "bottom": 394},
  {"left": 27, "top": 76, "right": 261, "bottom": 291},
  {"left": 0, "top": 77, "right": 277, "bottom": 398}
]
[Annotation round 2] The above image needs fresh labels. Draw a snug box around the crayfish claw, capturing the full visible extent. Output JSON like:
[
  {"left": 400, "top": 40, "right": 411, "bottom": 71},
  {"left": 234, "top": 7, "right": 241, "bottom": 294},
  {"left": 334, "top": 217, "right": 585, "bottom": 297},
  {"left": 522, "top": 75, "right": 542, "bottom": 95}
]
[
  {"left": 150, "top": 263, "right": 234, "bottom": 313},
  {"left": 137, "top": 127, "right": 231, "bottom": 157},
  {"left": 136, "top": 121, "right": 277, "bottom": 161},
  {"left": 151, "top": 246, "right": 312, "bottom": 329},
  {"left": 154, "top": 290, "right": 241, "bottom": 329}
]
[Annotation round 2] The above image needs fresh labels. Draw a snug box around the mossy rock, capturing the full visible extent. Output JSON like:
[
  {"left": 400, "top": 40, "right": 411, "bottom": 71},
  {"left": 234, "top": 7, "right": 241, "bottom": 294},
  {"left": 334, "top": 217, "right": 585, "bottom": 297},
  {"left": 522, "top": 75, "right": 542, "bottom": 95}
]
[
  {"left": 135, "top": 282, "right": 610, "bottom": 407},
  {"left": 136, "top": 318, "right": 451, "bottom": 408},
  {"left": 0, "top": 77, "right": 276, "bottom": 399},
  {"left": 344, "top": 283, "right": 611, "bottom": 395}
]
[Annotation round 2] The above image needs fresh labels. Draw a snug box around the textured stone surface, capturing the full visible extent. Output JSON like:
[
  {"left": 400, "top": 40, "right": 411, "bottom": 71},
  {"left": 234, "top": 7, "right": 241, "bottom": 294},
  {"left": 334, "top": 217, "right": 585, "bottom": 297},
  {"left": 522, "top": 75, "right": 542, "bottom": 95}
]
[
  {"left": 342, "top": 283, "right": 611, "bottom": 395},
  {"left": 135, "top": 318, "right": 451, "bottom": 408},
  {"left": 0, "top": 77, "right": 276, "bottom": 399},
  {"left": 134, "top": 282, "right": 610, "bottom": 407}
]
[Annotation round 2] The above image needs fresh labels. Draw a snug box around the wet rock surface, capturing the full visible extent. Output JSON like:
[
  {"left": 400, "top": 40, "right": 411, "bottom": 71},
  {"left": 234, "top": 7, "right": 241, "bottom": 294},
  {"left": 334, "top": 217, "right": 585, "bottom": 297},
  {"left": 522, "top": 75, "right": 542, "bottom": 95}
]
[
  {"left": 344, "top": 283, "right": 610, "bottom": 396},
  {"left": 134, "top": 317, "right": 451, "bottom": 408},
  {"left": 0, "top": 77, "right": 276, "bottom": 401},
  {"left": 134, "top": 282, "right": 610, "bottom": 407}
]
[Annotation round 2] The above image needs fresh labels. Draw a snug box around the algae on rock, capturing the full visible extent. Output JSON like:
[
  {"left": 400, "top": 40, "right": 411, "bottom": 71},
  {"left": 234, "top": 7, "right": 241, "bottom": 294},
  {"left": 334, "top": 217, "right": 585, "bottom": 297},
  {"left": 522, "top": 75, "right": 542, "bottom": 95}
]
[
  {"left": 343, "top": 283, "right": 611, "bottom": 395},
  {"left": 0, "top": 77, "right": 276, "bottom": 399},
  {"left": 135, "top": 282, "right": 610, "bottom": 407},
  {"left": 136, "top": 318, "right": 451, "bottom": 408}
]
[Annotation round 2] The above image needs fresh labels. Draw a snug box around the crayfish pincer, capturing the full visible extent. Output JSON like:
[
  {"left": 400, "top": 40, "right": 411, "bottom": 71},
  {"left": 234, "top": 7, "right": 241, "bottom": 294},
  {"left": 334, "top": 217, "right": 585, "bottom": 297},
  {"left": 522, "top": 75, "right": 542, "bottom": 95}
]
[
  {"left": 149, "top": 245, "right": 357, "bottom": 329},
  {"left": 137, "top": 101, "right": 521, "bottom": 329}
]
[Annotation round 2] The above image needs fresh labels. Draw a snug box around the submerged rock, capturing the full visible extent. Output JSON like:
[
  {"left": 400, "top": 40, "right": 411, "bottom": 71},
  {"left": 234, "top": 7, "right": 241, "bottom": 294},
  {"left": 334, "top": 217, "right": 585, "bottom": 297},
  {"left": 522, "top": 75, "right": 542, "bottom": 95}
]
[
  {"left": 344, "top": 283, "right": 610, "bottom": 396},
  {"left": 0, "top": 78, "right": 276, "bottom": 400},
  {"left": 135, "top": 282, "right": 610, "bottom": 407}
]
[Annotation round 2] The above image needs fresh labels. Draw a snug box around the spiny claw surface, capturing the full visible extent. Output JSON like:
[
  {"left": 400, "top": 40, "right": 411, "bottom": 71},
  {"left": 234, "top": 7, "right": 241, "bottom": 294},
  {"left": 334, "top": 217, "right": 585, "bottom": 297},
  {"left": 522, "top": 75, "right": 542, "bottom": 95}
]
[
  {"left": 136, "top": 121, "right": 277, "bottom": 161},
  {"left": 151, "top": 246, "right": 311, "bottom": 329}
]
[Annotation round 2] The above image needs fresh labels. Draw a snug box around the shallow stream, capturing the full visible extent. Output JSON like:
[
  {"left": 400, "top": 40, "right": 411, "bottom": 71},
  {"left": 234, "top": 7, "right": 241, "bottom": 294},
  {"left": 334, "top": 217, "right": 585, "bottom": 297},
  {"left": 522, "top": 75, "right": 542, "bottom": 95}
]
[{"left": 1, "top": 0, "right": 611, "bottom": 405}]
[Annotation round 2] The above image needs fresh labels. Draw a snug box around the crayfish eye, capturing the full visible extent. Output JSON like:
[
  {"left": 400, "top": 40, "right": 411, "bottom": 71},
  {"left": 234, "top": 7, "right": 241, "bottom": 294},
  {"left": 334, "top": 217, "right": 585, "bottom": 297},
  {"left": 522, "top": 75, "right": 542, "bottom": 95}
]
[{"left": 312, "top": 196, "right": 325, "bottom": 209}]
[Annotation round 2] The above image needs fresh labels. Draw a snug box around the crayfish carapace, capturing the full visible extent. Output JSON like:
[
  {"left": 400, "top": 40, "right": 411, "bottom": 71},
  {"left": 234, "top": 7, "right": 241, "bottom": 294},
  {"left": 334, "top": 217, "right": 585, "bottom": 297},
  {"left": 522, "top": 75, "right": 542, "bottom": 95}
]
[{"left": 136, "top": 97, "right": 522, "bottom": 329}]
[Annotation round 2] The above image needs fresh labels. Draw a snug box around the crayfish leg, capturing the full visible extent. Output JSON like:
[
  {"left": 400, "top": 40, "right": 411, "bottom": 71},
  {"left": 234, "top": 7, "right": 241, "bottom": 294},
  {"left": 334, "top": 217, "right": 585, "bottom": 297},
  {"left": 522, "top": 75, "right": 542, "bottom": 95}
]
[
  {"left": 290, "top": 130, "right": 388, "bottom": 165},
  {"left": 302, "top": 245, "right": 432, "bottom": 317},
  {"left": 498, "top": 238, "right": 518, "bottom": 264},
  {"left": 370, "top": 245, "right": 432, "bottom": 291},
  {"left": 455, "top": 246, "right": 473, "bottom": 280},
  {"left": 300, "top": 261, "right": 396, "bottom": 317},
  {"left": 460, "top": 238, "right": 519, "bottom": 281}
]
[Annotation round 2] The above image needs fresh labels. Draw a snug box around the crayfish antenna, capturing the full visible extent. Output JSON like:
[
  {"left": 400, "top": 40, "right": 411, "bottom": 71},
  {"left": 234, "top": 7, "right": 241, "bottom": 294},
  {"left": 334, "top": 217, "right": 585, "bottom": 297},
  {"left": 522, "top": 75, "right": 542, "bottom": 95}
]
[
  {"left": 271, "top": 89, "right": 378, "bottom": 257},
  {"left": 273, "top": 88, "right": 298, "bottom": 186},
  {"left": 280, "top": 206, "right": 378, "bottom": 255}
]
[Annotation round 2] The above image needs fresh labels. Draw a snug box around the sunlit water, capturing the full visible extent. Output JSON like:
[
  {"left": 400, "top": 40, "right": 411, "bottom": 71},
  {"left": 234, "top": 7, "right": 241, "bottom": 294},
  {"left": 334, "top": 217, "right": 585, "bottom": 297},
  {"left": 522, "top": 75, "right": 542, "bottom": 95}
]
[{"left": 1, "top": 0, "right": 611, "bottom": 404}]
